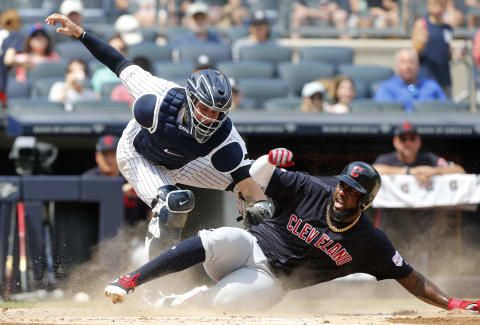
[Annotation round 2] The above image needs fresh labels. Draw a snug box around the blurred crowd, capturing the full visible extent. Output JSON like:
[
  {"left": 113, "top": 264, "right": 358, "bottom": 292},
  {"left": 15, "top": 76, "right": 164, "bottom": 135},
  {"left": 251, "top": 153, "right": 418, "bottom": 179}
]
[{"left": 0, "top": 0, "right": 479, "bottom": 114}]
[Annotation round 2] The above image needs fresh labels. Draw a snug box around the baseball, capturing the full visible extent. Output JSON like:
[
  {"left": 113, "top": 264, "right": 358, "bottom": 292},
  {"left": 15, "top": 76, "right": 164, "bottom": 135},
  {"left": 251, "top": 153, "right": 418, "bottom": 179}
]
[{"left": 74, "top": 291, "right": 90, "bottom": 303}]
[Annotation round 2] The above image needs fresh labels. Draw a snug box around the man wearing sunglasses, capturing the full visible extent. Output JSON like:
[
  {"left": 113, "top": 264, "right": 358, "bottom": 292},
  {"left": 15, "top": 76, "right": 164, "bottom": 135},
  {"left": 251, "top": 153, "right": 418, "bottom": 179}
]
[{"left": 373, "top": 121, "right": 464, "bottom": 184}]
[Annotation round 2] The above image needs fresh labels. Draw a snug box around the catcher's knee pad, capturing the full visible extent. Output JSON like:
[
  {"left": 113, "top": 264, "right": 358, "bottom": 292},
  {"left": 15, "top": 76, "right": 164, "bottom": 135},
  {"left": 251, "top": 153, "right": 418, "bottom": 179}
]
[
  {"left": 152, "top": 184, "right": 195, "bottom": 229},
  {"left": 146, "top": 185, "right": 195, "bottom": 257}
]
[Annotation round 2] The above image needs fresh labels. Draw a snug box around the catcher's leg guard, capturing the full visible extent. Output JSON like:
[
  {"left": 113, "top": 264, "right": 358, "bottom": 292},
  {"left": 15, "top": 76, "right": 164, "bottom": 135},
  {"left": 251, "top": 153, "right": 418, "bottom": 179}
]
[{"left": 146, "top": 185, "right": 195, "bottom": 259}]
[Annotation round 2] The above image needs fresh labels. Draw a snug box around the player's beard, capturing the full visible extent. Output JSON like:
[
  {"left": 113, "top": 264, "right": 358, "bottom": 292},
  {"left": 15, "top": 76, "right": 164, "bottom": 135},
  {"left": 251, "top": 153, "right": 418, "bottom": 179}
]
[{"left": 328, "top": 199, "right": 358, "bottom": 222}]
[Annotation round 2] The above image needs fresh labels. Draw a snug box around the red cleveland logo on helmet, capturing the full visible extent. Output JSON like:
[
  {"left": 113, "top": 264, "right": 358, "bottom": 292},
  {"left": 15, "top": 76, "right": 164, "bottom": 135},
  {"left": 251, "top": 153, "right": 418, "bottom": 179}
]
[{"left": 350, "top": 166, "right": 363, "bottom": 178}]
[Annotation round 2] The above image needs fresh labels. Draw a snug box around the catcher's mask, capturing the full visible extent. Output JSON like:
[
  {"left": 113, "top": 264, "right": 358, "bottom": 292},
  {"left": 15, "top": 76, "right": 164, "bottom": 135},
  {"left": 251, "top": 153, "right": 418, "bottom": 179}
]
[
  {"left": 334, "top": 161, "right": 381, "bottom": 212},
  {"left": 185, "top": 69, "right": 232, "bottom": 144}
]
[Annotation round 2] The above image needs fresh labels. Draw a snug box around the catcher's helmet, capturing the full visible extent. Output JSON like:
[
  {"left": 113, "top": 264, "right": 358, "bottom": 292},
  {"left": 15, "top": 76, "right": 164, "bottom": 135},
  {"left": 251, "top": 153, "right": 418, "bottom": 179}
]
[
  {"left": 185, "top": 69, "right": 232, "bottom": 143},
  {"left": 334, "top": 161, "right": 381, "bottom": 211}
]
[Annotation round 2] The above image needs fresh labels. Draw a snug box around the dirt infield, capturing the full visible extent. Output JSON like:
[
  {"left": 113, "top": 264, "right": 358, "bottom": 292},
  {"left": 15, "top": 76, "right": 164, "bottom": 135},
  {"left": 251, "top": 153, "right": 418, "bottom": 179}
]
[
  {"left": 3, "top": 226, "right": 478, "bottom": 325},
  {"left": 1, "top": 299, "right": 478, "bottom": 325},
  {"left": 1, "top": 285, "right": 478, "bottom": 325}
]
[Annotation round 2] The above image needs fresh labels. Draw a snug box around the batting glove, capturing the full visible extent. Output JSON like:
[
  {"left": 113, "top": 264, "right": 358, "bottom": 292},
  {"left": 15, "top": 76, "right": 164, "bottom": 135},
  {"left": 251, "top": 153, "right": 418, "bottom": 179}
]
[
  {"left": 243, "top": 200, "right": 272, "bottom": 229},
  {"left": 448, "top": 298, "right": 480, "bottom": 313},
  {"left": 268, "top": 148, "right": 294, "bottom": 167}
]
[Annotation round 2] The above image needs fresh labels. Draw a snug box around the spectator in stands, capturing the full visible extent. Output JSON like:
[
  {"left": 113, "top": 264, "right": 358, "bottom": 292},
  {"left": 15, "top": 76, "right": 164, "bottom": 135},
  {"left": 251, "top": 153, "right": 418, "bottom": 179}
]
[
  {"left": 367, "top": 0, "right": 399, "bottom": 29},
  {"left": 170, "top": 2, "right": 224, "bottom": 47},
  {"left": 106, "top": 0, "right": 132, "bottom": 24},
  {"left": 374, "top": 48, "right": 446, "bottom": 112},
  {"left": 91, "top": 34, "right": 127, "bottom": 96},
  {"left": 114, "top": 14, "right": 143, "bottom": 46},
  {"left": 55, "top": 0, "right": 84, "bottom": 44},
  {"left": 134, "top": 0, "right": 164, "bottom": 27},
  {"left": 213, "top": 0, "right": 250, "bottom": 28},
  {"left": 229, "top": 78, "right": 253, "bottom": 110},
  {"left": 60, "top": 0, "right": 84, "bottom": 25},
  {"left": 443, "top": 0, "right": 465, "bottom": 28},
  {"left": 232, "top": 10, "right": 275, "bottom": 61},
  {"left": 299, "top": 80, "right": 328, "bottom": 112},
  {"left": 12, "top": 23, "right": 60, "bottom": 83},
  {"left": 111, "top": 56, "right": 153, "bottom": 107},
  {"left": 83, "top": 135, "right": 149, "bottom": 226},
  {"left": 290, "top": 0, "right": 350, "bottom": 38},
  {"left": 411, "top": 0, "right": 453, "bottom": 97},
  {"left": 329, "top": 75, "right": 355, "bottom": 114},
  {"left": 466, "top": 0, "right": 480, "bottom": 28},
  {"left": 373, "top": 121, "right": 465, "bottom": 185},
  {"left": 0, "top": 9, "right": 24, "bottom": 108},
  {"left": 192, "top": 54, "right": 215, "bottom": 73},
  {"left": 48, "top": 59, "right": 98, "bottom": 110}
]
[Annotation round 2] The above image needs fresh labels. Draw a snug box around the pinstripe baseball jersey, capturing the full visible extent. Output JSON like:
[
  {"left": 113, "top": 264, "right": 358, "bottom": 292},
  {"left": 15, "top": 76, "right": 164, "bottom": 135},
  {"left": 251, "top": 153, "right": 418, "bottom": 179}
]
[{"left": 119, "top": 65, "right": 250, "bottom": 183}]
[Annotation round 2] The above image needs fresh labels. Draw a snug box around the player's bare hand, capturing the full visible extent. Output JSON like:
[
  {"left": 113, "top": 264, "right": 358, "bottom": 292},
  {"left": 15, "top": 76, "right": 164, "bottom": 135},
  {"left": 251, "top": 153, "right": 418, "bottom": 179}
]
[
  {"left": 45, "top": 13, "right": 83, "bottom": 38},
  {"left": 268, "top": 148, "right": 294, "bottom": 167}
]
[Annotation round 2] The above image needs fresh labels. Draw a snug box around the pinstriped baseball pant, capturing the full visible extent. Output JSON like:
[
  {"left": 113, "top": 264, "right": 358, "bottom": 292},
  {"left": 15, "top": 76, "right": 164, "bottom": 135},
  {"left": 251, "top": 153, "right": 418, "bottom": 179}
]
[{"left": 117, "top": 120, "right": 235, "bottom": 258}]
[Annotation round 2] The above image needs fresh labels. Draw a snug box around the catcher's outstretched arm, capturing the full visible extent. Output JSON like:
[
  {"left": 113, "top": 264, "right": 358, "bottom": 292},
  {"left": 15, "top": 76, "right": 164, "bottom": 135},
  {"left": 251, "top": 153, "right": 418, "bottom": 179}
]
[
  {"left": 396, "top": 270, "right": 449, "bottom": 309},
  {"left": 45, "top": 13, "right": 131, "bottom": 76}
]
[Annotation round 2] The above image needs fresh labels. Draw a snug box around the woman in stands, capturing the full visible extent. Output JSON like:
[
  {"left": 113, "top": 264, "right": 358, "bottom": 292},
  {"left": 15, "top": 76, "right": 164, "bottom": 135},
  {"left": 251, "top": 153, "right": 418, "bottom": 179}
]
[
  {"left": 48, "top": 59, "right": 97, "bottom": 110},
  {"left": 329, "top": 75, "right": 355, "bottom": 114},
  {"left": 13, "top": 23, "right": 60, "bottom": 82}
]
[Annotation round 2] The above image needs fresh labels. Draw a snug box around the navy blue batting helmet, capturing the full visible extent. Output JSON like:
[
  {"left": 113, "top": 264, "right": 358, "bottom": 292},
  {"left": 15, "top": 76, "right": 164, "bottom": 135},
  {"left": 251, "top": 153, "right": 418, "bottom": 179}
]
[
  {"left": 335, "top": 162, "right": 381, "bottom": 211},
  {"left": 185, "top": 69, "right": 232, "bottom": 143}
]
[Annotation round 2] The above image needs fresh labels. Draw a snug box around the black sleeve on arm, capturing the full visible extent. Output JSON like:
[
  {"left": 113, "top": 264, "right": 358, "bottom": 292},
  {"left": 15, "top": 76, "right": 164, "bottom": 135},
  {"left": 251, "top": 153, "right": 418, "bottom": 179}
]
[
  {"left": 230, "top": 165, "right": 251, "bottom": 184},
  {"left": 78, "top": 31, "right": 132, "bottom": 76}
]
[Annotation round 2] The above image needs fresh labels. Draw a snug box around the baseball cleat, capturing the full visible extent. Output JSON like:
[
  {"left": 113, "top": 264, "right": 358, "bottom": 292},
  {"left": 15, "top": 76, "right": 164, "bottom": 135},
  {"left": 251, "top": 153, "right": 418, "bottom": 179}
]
[
  {"left": 104, "top": 273, "right": 139, "bottom": 304},
  {"left": 153, "top": 285, "right": 208, "bottom": 308}
]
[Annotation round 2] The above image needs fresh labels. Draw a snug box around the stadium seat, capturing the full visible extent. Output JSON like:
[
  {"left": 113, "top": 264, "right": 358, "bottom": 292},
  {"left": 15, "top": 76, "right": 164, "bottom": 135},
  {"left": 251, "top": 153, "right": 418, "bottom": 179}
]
[
  {"left": 169, "top": 78, "right": 187, "bottom": 87},
  {"left": 57, "top": 41, "right": 96, "bottom": 62},
  {"left": 154, "top": 62, "right": 195, "bottom": 80},
  {"left": 88, "top": 61, "right": 105, "bottom": 75},
  {"left": 74, "top": 100, "right": 129, "bottom": 112},
  {"left": 263, "top": 96, "right": 303, "bottom": 111},
  {"left": 220, "top": 26, "right": 249, "bottom": 43},
  {"left": 349, "top": 100, "right": 405, "bottom": 113},
  {"left": 175, "top": 44, "right": 232, "bottom": 65},
  {"left": 28, "top": 60, "right": 68, "bottom": 82},
  {"left": 353, "top": 79, "right": 370, "bottom": 99},
  {"left": 83, "top": 23, "right": 117, "bottom": 41},
  {"left": 6, "top": 78, "right": 31, "bottom": 99},
  {"left": 101, "top": 81, "right": 122, "bottom": 99},
  {"left": 278, "top": 62, "right": 336, "bottom": 96},
  {"left": 217, "top": 61, "right": 275, "bottom": 80},
  {"left": 7, "top": 98, "right": 65, "bottom": 112},
  {"left": 337, "top": 65, "right": 394, "bottom": 85},
  {"left": 236, "top": 78, "right": 288, "bottom": 108},
  {"left": 298, "top": 46, "right": 354, "bottom": 67},
  {"left": 413, "top": 101, "right": 470, "bottom": 113},
  {"left": 128, "top": 42, "right": 172, "bottom": 62},
  {"left": 164, "top": 26, "right": 190, "bottom": 43},
  {"left": 81, "top": 8, "right": 106, "bottom": 24},
  {"left": 31, "top": 77, "right": 63, "bottom": 99},
  {"left": 238, "top": 45, "right": 293, "bottom": 65},
  {"left": 140, "top": 28, "right": 159, "bottom": 42}
]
